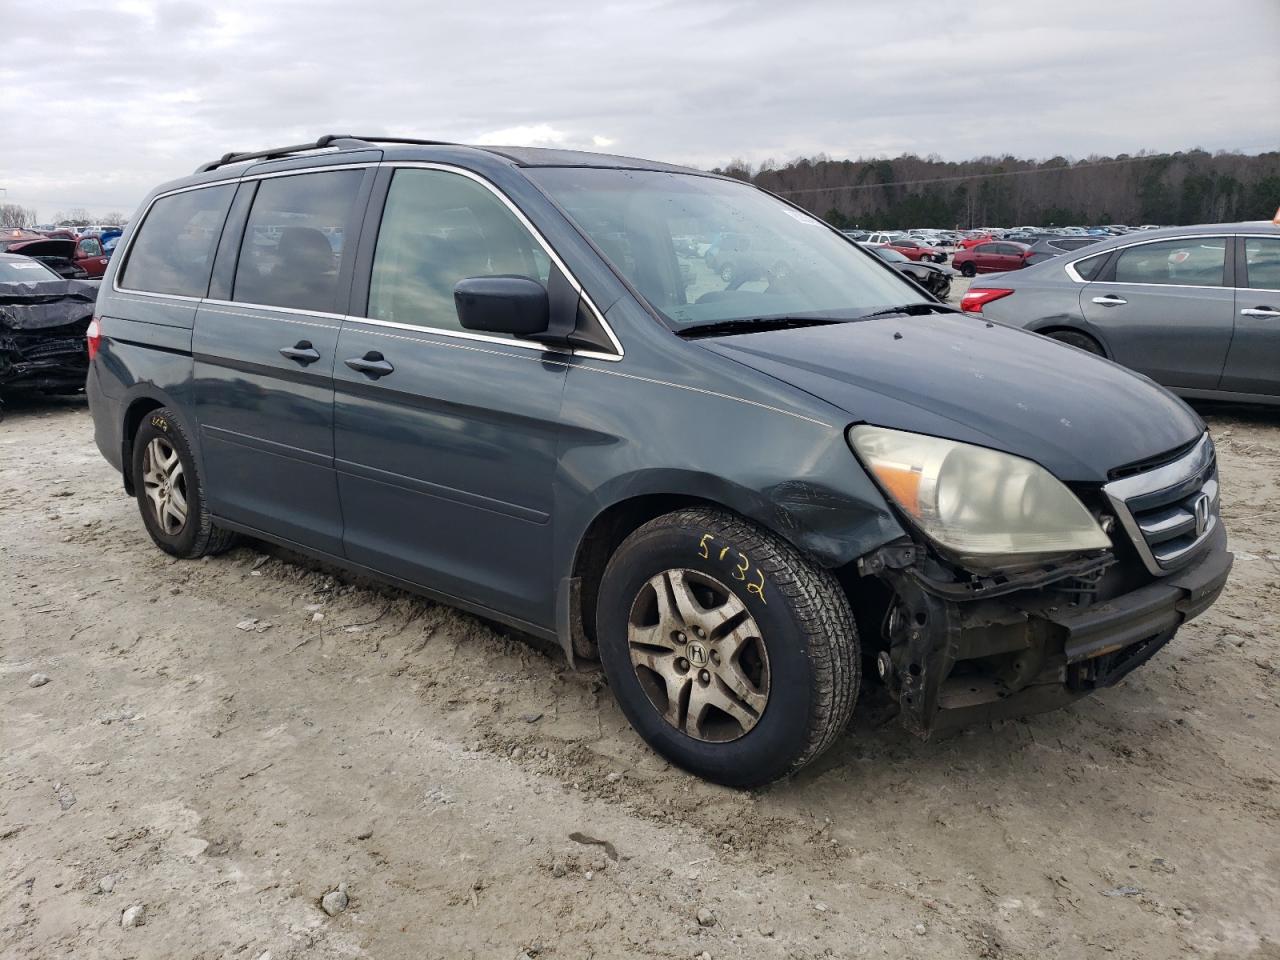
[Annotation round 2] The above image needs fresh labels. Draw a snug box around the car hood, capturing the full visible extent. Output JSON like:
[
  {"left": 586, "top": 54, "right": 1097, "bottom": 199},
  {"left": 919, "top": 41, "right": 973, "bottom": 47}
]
[
  {"left": 700, "top": 311, "right": 1204, "bottom": 483},
  {"left": 7, "top": 239, "right": 75, "bottom": 258}
]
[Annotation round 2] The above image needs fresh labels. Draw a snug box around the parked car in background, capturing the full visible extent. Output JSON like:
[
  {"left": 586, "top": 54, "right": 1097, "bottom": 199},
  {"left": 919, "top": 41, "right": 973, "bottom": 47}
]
[
  {"left": 958, "top": 233, "right": 993, "bottom": 250},
  {"left": 870, "top": 246, "right": 955, "bottom": 299},
  {"left": 1024, "top": 234, "right": 1103, "bottom": 265},
  {"left": 863, "top": 231, "right": 897, "bottom": 246},
  {"left": 960, "top": 223, "right": 1280, "bottom": 404},
  {"left": 86, "top": 135, "right": 1231, "bottom": 787},
  {"left": 885, "top": 237, "right": 946, "bottom": 263},
  {"left": 951, "top": 240, "right": 1032, "bottom": 276},
  {"left": 0, "top": 230, "right": 106, "bottom": 278},
  {"left": 0, "top": 252, "right": 98, "bottom": 395}
]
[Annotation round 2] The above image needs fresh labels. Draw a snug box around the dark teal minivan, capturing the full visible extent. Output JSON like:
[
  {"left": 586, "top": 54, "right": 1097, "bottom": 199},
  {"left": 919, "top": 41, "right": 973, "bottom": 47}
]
[{"left": 87, "top": 136, "right": 1232, "bottom": 786}]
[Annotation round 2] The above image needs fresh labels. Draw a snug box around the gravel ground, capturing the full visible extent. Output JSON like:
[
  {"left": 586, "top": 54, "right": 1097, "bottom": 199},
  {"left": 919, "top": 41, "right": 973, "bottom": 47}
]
[{"left": 2, "top": 390, "right": 1278, "bottom": 960}]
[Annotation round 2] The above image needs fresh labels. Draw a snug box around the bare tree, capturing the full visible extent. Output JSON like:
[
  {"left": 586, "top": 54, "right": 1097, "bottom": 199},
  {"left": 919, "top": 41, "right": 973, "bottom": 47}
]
[
  {"left": 0, "top": 203, "right": 37, "bottom": 229},
  {"left": 102, "top": 211, "right": 127, "bottom": 226}
]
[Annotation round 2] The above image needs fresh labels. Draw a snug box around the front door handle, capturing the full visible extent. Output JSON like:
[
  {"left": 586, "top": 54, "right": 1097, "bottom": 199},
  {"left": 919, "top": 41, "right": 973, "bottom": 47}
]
[
  {"left": 279, "top": 341, "right": 320, "bottom": 365},
  {"left": 1241, "top": 306, "right": 1280, "bottom": 318},
  {"left": 1092, "top": 295, "right": 1128, "bottom": 306},
  {"left": 344, "top": 351, "right": 395, "bottom": 378}
]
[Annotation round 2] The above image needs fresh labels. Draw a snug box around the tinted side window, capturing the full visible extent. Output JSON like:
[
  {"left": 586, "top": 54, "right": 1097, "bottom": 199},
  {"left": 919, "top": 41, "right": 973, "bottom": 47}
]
[
  {"left": 367, "top": 169, "right": 551, "bottom": 334},
  {"left": 975, "top": 243, "right": 996, "bottom": 254},
  {"left": 233, "top": 170, "right": 364, "bottom": 313},
  {"left": 1074, "top": 252, "right": 1109, "bottom": 281},
  {"left": 119, "top": 185, "right": 234, "bottom": 296},
  {"left": 1244, "top": 237, "right": 1280, "bottom": 290},
  {"left": 1113, "top": 237, "right": 1226, "bottom": 287}
]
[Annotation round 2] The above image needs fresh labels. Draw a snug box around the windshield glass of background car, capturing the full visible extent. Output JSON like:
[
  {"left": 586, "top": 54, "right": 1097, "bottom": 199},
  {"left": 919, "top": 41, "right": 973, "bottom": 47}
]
[
  {"left": 529, "top": 168, "right": 913, "bottom": 328},
  {"left": 0, "top": 258, "right": 60, "bottom": 280}
]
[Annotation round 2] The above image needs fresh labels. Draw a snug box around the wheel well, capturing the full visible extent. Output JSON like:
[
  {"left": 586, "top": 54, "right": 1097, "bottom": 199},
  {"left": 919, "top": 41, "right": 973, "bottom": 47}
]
[
  {"left": 570, "top": 493, "right": 718, "bottom": 656},
  {"left": 120, "top": 397, "right": 165, "bottom": 494},
  {"left": 1038, "top": 326, "right": 1107, "bottom": 356}
]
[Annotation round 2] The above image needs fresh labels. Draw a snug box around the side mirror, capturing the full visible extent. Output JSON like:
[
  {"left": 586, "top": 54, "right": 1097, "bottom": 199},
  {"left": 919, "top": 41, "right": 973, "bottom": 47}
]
[{"left": 454, "top": 276, "right": 549, "bottom": 337}]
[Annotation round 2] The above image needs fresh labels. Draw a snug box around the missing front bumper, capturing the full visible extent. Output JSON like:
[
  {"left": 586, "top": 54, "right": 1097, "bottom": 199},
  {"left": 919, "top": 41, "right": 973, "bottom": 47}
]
[{"left": 877, "top": 523, "right": 1232, "bottom": 737}]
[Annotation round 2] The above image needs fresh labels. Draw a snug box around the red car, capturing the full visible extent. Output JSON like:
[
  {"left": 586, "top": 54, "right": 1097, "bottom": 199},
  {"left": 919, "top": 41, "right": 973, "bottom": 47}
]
[
  {"left": 958, "top": 233, "right": 995, "bottom": 250},
  {"left": 0, "top": 229, "right": 110, "bottom": 278},
  {"left": 885, "top": 238, "right": 945, "bottom": 263},
  {"left": 952, "top": 240, "right": 1032, "bottom": 277}
]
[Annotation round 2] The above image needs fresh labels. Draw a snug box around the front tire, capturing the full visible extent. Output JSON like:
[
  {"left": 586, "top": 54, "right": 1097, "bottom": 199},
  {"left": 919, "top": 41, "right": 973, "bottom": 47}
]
[
  {"left": 596, "top": 508, "right": 859, "bottom": 787},
  {"left": 960, "top": 262, "right": 977, "bottom": 277},
  {"left": 130, "top": 407, "right": 236, "bottom": 558}
]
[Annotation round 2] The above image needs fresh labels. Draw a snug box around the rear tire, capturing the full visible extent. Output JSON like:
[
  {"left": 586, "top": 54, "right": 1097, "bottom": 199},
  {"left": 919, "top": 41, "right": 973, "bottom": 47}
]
[
  {"left": 1046, "top": 329, "right": 1105, "bottom": 356},
  {"left": 596, "top": 507, "right": 859, "bottom": 788},
  {"left": 130, "top": 407, "right": 237, "bottom": 559}
]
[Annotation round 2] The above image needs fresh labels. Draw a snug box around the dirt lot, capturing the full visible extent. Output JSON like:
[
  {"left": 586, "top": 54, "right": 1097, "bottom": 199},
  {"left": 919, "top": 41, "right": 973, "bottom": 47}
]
[{"left": 2, "top": 391, "right": 1278, "bottom": 960}]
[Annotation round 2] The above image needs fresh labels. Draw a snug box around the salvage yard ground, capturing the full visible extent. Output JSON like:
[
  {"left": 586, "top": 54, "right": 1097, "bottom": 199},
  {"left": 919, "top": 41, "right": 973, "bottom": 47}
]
[{"left": 2, "top": 386, "right": 1279, "bottom": 959}]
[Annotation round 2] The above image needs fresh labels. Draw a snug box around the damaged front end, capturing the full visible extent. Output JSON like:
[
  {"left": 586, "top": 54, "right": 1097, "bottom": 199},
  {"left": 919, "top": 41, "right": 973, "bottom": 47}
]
[
  {"left": 851, "top": 434, "right": 1233, "bottom": 737},
  {"left": 0, "top": 278, "right": 98, "bottom": 395}
]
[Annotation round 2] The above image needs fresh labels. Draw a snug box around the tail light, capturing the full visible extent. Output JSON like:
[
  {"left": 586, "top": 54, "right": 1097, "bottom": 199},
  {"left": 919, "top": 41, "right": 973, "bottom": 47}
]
[
  {"left": 960, "top": 288, "right": 1014, "bottom": 313},
  {"left": 87, "top": 316, "right": 102, "bottom": 360}
]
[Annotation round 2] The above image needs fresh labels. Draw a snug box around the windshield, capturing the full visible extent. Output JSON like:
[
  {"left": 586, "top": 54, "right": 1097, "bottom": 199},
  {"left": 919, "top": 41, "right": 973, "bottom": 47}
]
[
  {"left": 529, "top": 168, "right": 914, "bottom": 330},
  {"left": 0, "top": 257, "right": 60, "bottom": 280}
]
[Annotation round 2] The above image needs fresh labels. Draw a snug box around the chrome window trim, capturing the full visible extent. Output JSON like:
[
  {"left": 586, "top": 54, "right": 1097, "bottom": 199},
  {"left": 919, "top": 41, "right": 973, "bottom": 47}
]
[
  {"left": 1064, "top": 233, "right": 1231, "bottom": 287},
  {"left": 1103, "top": 433, "right": 1218, "bottom": 576},
  {"left": 201, "top": 297, "right": 346, "bottom": 321},
  {"left": 110, "top": 160, "right": 625, "bottom": 362},
  {"left": 111, "top": 178, "right": 241, "bottom": 299},
  {"left": 1240, "top": 234, "right": 1280, "bottom": 293},
  {"left": 372, "top": 161, "right": 623, "bottom": 362},
  {"left": 344, "top": 314, "right": 572, "bottom": 356}
]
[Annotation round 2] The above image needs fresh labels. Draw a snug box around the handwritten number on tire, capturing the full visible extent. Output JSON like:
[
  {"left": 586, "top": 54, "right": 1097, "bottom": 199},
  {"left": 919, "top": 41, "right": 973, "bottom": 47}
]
[{"left": 696, "top": 533, "right": 767, "bottom": 604}]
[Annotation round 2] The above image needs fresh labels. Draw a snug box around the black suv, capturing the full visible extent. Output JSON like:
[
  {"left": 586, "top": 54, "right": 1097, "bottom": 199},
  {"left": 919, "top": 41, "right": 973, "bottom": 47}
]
[{"left": 87, "top": 136, "right": 1232, "bottom": 786}]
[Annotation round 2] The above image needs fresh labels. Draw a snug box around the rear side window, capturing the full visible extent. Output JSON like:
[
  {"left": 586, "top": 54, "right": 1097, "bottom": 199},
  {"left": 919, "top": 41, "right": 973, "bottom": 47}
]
[
  {"left": 232, "top": 170, "right": 364, "bottom": 313},
  {"left": 975, "top": 243, "right": 996, "bottom": 254},
  {"left": 1113, "top": 237, "right": 1226, "bottom": 287},
  {"left": 119, "top": 185, "right": 234, "bottom": 297},
  {"left": 367, "top": 168, "right": 551, "bottom": 335},
  {"left": 1074, "top": 252, "right": 1109, "bottom": 281},
  {"left": 1244, "top": 237, "right": 1280, "bottom": 290}
]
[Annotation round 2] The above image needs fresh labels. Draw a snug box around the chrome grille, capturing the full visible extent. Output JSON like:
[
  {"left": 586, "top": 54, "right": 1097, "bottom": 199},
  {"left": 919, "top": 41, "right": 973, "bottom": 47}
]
[{"left": 1103, "top": 433, "right": 1219, "bottom": 576}]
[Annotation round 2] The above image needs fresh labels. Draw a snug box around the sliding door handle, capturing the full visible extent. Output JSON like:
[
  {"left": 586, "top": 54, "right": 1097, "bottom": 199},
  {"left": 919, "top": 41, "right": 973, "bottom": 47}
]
[{"left": 279, "top": 341, "right": 320, "bottom": 365}]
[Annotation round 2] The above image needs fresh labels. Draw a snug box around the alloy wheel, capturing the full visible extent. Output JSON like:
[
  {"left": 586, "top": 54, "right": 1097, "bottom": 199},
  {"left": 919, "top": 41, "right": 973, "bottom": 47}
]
[
  {"left": 141, "top": 437, "right": 189, "bottom": 535},
  {"left": 626, "top": 568, "right": 770, "bottom": 742}
]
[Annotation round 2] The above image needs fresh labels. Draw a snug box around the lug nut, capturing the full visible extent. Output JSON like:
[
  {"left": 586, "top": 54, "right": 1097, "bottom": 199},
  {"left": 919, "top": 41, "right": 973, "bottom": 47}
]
[
  {"left": 699, "top": 670, "right": 711, "bottom": 683},
  {"left": 710, "top": 651, "right": 720, "bottom": 665},
  {"left": 674, "top": 631, "right": 687, "bottom": 644},
  {"left": 676, "top": 658, "right": 689, "bottom": 670},
  {"left": 692, "top": 626, "right": 705, "bottom": 639}
]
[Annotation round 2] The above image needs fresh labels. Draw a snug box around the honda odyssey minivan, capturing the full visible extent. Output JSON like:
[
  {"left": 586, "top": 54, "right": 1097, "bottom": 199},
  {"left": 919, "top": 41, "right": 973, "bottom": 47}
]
[{"left": 87, "top": 135, "right": 1232, "bottom": 787}]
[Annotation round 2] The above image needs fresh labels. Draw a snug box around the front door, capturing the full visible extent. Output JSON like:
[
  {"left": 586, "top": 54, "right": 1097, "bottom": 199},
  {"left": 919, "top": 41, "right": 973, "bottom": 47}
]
[
  {"left": 1221, "top": 235, "right": 1280, "bottom": 397},
  {"left": 1079, "top": 235, "right": 1234, "bottom": 390},
  {"left": 193, "top": 166, "right": 371, "bottom": 555},
  {"left": 334, "top": 166, "right": 567, "bottom": 628}
]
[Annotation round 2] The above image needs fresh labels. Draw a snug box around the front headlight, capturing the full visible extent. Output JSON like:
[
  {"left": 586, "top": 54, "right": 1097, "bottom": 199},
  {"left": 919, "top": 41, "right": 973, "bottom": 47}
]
[{"left": 849, "top": 425, "right": 1110, "bottom": 570}]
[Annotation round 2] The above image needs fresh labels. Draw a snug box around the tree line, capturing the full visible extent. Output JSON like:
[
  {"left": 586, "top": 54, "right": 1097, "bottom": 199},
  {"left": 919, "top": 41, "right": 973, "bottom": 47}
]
[
  {"left": 715, "top": 149, "right": 1280, "bottom": 229},
  {"left": 1, "top": 204, "right": 127, "bottom": 229}
]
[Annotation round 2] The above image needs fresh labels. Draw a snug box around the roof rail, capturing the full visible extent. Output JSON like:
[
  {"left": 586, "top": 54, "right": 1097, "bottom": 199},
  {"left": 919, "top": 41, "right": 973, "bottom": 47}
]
[{"left": 194, "top": 134, "right": 459, "bottom": 174}]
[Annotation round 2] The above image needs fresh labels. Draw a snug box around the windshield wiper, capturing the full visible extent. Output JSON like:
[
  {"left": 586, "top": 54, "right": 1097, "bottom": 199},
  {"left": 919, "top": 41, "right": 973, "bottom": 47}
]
[
  {"left": 856, "top": 302, "right": 957, "bottom": 320},
  {"left": 675, "top": 316, "right": 843, "bottom": 339}
]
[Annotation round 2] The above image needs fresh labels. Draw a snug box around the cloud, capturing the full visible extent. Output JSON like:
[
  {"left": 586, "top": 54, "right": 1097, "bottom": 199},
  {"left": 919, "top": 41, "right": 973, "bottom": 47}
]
[{"left": 0, "top": 0, "right": 1275, "bottom": 218}]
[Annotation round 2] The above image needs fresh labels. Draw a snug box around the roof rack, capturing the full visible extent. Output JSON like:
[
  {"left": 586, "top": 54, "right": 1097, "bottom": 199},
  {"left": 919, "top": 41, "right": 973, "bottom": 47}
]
[{"left": 194, "top": 134, "right": 459, "bottom": 174}]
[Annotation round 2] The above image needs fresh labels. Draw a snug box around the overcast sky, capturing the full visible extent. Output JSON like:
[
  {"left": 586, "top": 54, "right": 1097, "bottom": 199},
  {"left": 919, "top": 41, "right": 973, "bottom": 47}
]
[{"left": 2, "top": 0, "right": 1277, "bottom": 219}]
